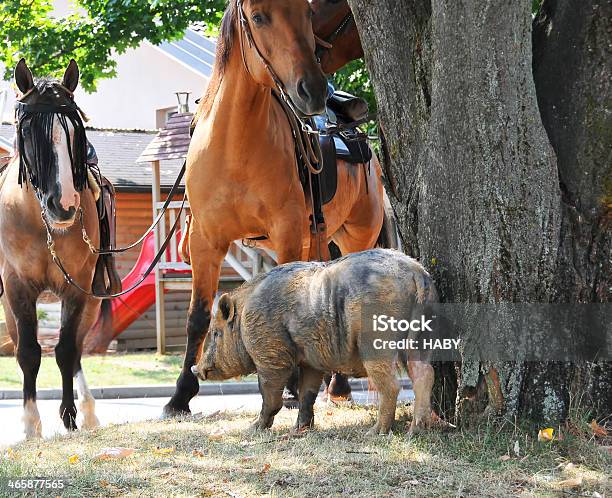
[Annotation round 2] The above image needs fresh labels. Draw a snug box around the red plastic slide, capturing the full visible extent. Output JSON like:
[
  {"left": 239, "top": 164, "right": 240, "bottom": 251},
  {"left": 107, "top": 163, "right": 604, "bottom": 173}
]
[{"left": 110, "top": 230, "right": 190, "bottom": 335}]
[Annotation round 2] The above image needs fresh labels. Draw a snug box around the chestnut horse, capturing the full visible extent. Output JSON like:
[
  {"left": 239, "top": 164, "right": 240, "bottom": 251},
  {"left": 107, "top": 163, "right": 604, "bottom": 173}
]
[
  {"left": 311, "top": 0, "right": 363, "bottom": 74},
  {"left": 0, "top": 60, "right": 100, "bottom": 437},
  {"left": 164, "top": 0, "right": 385, "bottom": 416}
]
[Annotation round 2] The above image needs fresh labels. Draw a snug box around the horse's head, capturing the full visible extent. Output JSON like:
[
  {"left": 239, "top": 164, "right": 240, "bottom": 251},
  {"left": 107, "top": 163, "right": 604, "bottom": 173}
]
[
  {"left": 310, "top": 0, "right": 363, "bottom": 74},
  {"left": 14, "top": 59, "right": 88, "bottom": 230},
  {"left": 235, "top": 0, "right": 327, "bottom": 115}
]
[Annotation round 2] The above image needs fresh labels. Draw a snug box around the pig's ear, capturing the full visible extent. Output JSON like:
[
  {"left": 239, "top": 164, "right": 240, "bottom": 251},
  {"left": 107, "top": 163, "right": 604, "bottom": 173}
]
[{"left": 218, "top": 294, "right": 235, "bottom": 323}]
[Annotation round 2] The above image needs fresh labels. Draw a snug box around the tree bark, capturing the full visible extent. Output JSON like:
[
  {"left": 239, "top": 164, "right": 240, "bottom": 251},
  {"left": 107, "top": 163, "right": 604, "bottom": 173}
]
[
  {"left": 530, "top": 0, "right": 612, "bottom": 418},
  {"left": 348, "top": 0, "right": 610, "bottom": 421}
]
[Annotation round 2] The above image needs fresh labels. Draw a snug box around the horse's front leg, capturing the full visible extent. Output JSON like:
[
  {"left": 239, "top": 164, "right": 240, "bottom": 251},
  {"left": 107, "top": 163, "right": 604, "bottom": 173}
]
[
  {"left": 55, "top": 295, "right": 87, "bottom": 430},
  {"left": 5, "top": 280, "right": 41, "bottom": 438},
  {"left": 163, "top": 233, "right": 230, "bottom": 417},
  {"left": 74, "top": 296, "right": 102, "bottom": 429}
]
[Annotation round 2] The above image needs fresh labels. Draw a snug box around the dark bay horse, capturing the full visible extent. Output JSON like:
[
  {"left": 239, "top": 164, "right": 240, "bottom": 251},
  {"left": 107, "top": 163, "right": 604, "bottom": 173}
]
[
  {"left": 0, "top": 60, "right": 100, "bottom": 437},
  {"left": 311, "top": 0, "right": 363, "bottom": 74},
  {"left": 164, "top": 0, "right": 386, "bottom": 416}
]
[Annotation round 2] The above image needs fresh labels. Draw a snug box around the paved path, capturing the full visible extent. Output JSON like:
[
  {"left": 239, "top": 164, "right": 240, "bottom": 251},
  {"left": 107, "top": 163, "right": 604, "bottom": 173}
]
[{"left": 0, "top": 390, "right": 414, "bottom": 448}]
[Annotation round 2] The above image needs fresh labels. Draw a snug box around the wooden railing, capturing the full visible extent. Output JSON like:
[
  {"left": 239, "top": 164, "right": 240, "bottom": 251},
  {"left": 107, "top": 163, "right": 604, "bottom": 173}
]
[{"left": 153, "top": 199, "right": 277, "bottom": 352}]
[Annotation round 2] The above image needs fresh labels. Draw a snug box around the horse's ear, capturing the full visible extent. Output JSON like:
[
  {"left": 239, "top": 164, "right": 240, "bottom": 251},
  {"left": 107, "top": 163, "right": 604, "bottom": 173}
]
[
  {"left": 61, "top": 59, "right": 80, "bottom": 93},
  {"left": 14, "top": 59, "right": 34, "bottom": 95}
]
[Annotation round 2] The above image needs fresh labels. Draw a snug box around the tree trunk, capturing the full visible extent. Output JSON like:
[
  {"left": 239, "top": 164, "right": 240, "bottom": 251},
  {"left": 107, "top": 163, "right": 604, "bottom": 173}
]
[
  {"left": 531, "top": 0, "right": 612, "bottom": 418},
  {"left": 347, "top": 0, "right": 610, "bottom": 421}
]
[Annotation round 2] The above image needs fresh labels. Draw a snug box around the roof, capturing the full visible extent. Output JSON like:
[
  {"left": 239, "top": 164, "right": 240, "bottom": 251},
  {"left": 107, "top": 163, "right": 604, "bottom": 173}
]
[
  {"left": 156, "top": 28, "right": 216, "bottom": 78},
  {"left": 0, "top": 122, "right": 184, "bottom": 192},
  {"left": 137, "top": 113, "right": 192, "bottom": 163}
]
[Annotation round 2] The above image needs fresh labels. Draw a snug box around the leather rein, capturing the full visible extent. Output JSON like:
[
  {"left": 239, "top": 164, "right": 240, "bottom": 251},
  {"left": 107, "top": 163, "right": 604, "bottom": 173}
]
[{"left": 14, "top": 93, "right": 187, "bottom": 299}]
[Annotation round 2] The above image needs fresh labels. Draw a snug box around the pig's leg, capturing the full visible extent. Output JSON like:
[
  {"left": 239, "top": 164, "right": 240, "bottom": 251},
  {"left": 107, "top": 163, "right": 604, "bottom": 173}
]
[
  {"left": 407, "top": 359, "right": 434, "bottom": 432},
  {"left": 253, "top": 369, "right": 291, "bottom": 431},
  {"left": 295, "top": 367, "right": 324, "bottom": 429},
  {"left": 363, "top": 361, "right": 400, "bottom": 435}
]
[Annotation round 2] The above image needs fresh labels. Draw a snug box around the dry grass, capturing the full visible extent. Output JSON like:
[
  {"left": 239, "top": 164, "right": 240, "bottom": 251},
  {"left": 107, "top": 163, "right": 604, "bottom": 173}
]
[{"left": 1, "top": 404, "right": 610, "bottom": 497}]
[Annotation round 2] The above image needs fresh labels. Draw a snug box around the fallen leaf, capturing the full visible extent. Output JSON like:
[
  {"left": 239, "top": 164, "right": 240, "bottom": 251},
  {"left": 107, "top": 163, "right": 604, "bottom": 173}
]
[
  {"left": 499, "top": 455, "right": 511, "bottom": 462},
  {"left": 240, "top": 456, "right": 255, "bottom": 462},
  {"left": 152, "top": 447, "right": 175, "bottom": 456},
  {"left": 513, "top": 440, "right": 520, "bottom": 457},
  {"left": 538, "top": 428, "right": 554, "bottom": 442},
  {"left": 590, "top": 420, "right": 608, "bottom": 438},
  {"left": 557, "top": 476, "right": 583, "bottom": 489},
  {"left": 326, "top": 411, "right": 333, "bottom": 416},
  {"left": 260, "top": 463, "right": 271, "bottom": 474},
  {"left": 192, "top": 449, "right": 206, "bottom": 458},
  {"left": 94, "top": 447, "right": 135, "bottom": 461},
  {"left": 100, "top": 480, "right": 109, "bottom": 487},
  {"left": 68, "top": 454, "right": 79, "bottom": 464}
]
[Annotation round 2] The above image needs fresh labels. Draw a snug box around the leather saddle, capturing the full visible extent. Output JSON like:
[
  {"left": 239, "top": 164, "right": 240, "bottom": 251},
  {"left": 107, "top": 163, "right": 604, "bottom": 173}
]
[
  {"left": 87, "top": 143, "right": 122, "bottom": 296},
  {"left": 316, "top": 90, "right": 373, "bottom": 206}
]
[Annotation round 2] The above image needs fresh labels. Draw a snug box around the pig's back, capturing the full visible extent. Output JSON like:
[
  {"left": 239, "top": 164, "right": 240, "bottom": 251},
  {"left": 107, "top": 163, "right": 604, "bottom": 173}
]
[{"left": 242, "top": 249, "right": 436, "bottom": 369}]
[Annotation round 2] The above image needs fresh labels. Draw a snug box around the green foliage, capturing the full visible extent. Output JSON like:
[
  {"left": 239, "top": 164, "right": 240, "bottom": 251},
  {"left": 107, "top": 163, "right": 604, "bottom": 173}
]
[
  {"left": 0, "top": 0, "right": 225, "bottom": 91},
  {"left": 332, "top": 58, "right": 377, "bottom": 137}
]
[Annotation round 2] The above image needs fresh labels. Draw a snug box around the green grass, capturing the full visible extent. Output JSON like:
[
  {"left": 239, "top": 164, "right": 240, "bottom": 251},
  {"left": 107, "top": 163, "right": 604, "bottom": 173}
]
[
  {"left": 0, "top": 353, "right": 185, "bottom": 389},
  {"left": 1, "top": 406, "right": 609, "bottom": 497},
  {"left": 0, "top": 352, "right": 258, "bottom": 389}
]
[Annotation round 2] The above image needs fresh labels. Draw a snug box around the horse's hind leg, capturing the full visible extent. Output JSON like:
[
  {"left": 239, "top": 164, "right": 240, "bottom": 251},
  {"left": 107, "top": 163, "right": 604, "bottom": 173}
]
[
  {"left": 5, "top": 283, "right": 41, "bottom": 438},
  {"left": 55, "top": 296, "right": 86, "bottom": 430}
]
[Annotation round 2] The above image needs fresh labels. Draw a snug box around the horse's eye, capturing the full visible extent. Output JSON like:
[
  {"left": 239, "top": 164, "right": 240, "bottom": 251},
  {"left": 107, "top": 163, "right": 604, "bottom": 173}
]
[{"left": 252, "top": 12, "right": 264, "bottom": 25}]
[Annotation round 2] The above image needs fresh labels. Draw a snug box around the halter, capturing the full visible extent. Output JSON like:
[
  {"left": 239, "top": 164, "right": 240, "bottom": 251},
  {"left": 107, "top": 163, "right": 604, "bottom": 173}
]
[{"left": 314, "top": 10, "right": 354, "bottom": 61}]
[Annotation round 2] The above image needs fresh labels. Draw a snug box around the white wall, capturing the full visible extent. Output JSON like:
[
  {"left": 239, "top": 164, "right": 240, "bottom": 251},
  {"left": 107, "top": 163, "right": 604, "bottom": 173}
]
[
  {"left": 73, "top": 43, "right": 208, "bottom": 130},
  {"left": 1, "top": 0, "right": 209, "bottom": 129}
]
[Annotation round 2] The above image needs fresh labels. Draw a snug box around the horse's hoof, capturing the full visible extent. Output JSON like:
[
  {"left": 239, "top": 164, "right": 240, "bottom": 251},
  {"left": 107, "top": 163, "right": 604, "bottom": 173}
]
[
  {"left": 162, "top": 403, "right": 191, "bottom": 419},
  {"left": 24, "top": 427, "right": 42, "bottom": 440}
]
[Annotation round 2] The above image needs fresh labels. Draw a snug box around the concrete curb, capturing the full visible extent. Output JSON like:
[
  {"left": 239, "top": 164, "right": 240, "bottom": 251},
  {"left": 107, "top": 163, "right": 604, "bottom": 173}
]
[{"left": 0, "top": 378, "right": 412, "bottom": 401}]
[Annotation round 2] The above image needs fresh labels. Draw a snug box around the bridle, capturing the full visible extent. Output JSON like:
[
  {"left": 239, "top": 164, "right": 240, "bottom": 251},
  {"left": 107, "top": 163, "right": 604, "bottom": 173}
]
[
  {"left": 14, "top": 84, "right": 187, "bottom": 299},
  {"left": 236, "top": 0, "right": 328, "bottom": 260},
  {"left": 314, "top": 9, "right": 354, "bottom": 62},
  {"left": 236, "top": 0, "right": 323, "bottom": 173}
]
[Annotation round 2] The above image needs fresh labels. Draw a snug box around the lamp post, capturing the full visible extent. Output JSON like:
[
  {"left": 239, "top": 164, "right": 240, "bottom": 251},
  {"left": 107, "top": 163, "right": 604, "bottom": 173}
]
[{"left": 175, "top": 92, "right": 191, "bottom": 114}]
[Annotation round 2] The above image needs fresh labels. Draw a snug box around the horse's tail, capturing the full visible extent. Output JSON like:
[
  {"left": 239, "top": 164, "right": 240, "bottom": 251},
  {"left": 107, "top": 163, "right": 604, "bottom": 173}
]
[
  {"left": 376, "top": 198, "right": 400, "bottom": 249},
  {"left": 82, "top": 299, "right": 113, "bottom": 354}
]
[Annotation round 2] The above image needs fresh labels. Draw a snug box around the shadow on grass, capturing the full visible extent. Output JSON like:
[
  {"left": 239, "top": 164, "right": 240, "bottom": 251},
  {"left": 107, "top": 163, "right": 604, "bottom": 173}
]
[{"left": 3, "top": 406, "right": 610, "bottom": 497}]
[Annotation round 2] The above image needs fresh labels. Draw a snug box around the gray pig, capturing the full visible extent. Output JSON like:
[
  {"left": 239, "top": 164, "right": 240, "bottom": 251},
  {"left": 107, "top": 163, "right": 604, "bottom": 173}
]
[{"left": 193, "top": 249, "right": 437, "bottom": 434}]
